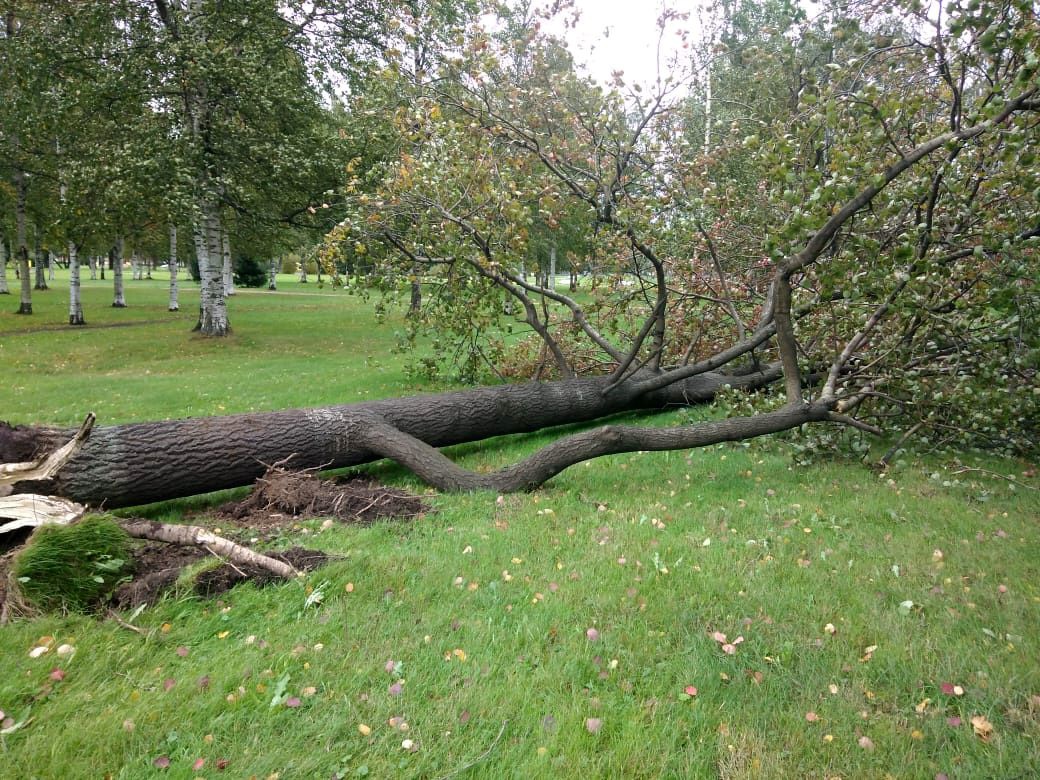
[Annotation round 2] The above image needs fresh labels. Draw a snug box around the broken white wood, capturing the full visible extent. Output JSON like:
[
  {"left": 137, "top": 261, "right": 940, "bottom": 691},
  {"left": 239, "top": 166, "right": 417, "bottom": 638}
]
[
  {"left": 0, "top": 494, "right": 86, "bottom": 534},
  {"left": 0, "top": 413, "right": 95, "bottom": 494}
]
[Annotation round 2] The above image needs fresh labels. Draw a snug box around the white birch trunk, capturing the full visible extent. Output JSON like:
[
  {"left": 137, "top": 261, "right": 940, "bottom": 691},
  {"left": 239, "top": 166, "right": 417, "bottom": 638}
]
[
  {"left": 68, "top": 242, "right": 84, "bottom": 325},
  {"left": 267, "top": 257, "right": 277, "bottom": 290},
  {"left": 168, "top": 224, "right": 180, "bottom": 311},
  {"left": 15, "top": 165, "right": 31, "bottom": 314},
  {"left": 34, "top": 244, "right": 47, "bottom": 290},
  {"left": 112, "top": 237, "right": 126, "bottom": 307},
  {"left": 89, "top": 255, "right": 97, "bottom": 280},
  {"left": 549, "top": 246, "right": 557, "bottom": 291},
  {"left": 221, "top": 225, "right": 235, "bottom": 296},
  {"left": 195, "top": 202, "right": 229, "bottom": 335},
  {"left": 48, "top": 254, "right": 55, "bottom": 280},
  {"left": 0, "top": 237, "right": 9, "bottom": 294},
  {"left": 131, "top": 250, "right": 140, "bottom": 280}
]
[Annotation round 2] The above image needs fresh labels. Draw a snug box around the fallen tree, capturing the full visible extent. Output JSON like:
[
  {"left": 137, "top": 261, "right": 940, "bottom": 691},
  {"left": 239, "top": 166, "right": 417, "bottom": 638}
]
[
  {"left": 0, "top": 367, "right": 777, "bottom": 508},
  {"left": 2, "top": 3, "right": 1037, "bottom": 512}
]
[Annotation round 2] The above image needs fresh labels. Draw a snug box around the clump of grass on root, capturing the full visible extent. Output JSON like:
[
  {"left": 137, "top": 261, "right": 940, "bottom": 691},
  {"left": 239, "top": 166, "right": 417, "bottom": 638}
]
[{"left": 13, "top": 515, "right": 131, "bottom": 612}]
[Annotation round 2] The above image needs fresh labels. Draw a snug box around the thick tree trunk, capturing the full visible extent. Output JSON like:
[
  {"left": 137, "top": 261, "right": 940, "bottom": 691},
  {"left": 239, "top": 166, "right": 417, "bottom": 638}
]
[
  {"left": 68, "top": 242, "right": 84, "bottom": 325},
  {"left": 194, "top": 203, "right": 229, "bottom": 335},
  {"left": 112, "top": 237, "right": 126, "bottom": 307},
  {"left": 0, "top": 369, "right": 779, "bottom": 508}
]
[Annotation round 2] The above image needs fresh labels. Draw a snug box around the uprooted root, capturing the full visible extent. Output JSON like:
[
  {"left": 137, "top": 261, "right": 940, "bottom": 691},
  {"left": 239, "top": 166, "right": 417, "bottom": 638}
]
[{"left": 221, "top": 462, "right": 428, "bottom": 525}]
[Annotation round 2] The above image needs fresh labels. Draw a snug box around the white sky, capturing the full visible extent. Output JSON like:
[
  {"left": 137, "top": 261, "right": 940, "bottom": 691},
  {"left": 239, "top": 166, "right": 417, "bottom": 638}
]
[{"left": 547, "top": 1, "right": 704, "bottom": 88}]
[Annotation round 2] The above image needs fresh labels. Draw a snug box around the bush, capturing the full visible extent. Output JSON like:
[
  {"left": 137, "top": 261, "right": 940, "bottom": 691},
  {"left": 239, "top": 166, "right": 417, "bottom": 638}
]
[
  {"left": 233, "top": 255, "right": 268, "bottom": 288},
  {"left": 13, "top": 515, "right": 131, "bottom": 612}
]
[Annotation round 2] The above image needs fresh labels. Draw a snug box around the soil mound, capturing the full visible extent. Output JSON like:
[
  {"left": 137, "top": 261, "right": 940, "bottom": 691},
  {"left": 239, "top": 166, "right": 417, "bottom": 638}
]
[{"left": 219, "top": 464, "right": 427, "bottom": 525}]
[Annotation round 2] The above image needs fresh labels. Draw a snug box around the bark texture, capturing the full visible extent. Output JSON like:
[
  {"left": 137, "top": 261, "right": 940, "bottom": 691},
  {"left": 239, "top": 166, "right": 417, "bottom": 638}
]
[{"left": 1, "top": 369, "right": 777, "bottom": 508}]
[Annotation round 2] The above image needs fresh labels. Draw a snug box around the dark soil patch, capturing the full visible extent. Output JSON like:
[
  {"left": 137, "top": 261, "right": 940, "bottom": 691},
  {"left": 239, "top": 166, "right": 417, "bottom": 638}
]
[
  {"left": 111, "top": 543, "right": 331, "bottom": 608},
  {"left": 111, "top": 542, "right": 208, "bottom": 609},
  {"left": 218, "top": 464, "right": 428, "bottom": 526},
  {"left": 194, "top": 547, "right": 331, "bottom": 597}
]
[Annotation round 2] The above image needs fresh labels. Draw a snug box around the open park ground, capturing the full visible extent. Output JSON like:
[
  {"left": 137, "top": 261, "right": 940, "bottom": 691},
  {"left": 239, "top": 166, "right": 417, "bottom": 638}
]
[{"left": 1, "top": 273, "right": 1038, "bottom": 778}]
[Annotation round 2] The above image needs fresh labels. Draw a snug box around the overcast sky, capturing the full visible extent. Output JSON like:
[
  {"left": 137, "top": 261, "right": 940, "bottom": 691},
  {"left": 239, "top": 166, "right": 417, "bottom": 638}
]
[{"left": 548, "top": 0, "right": 703, "bottom": 88}]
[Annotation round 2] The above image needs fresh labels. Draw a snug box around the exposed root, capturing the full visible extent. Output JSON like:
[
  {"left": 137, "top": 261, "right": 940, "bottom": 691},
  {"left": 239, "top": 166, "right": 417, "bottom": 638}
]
[{"left": 220, "top": 460, "right": 427, "bottom": 525}]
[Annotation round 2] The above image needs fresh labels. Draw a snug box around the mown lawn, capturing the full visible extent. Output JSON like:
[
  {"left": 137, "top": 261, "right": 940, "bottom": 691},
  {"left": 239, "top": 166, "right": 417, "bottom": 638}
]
[{"left": 1, "top": 272, "right": 1038, "bottom": 778}]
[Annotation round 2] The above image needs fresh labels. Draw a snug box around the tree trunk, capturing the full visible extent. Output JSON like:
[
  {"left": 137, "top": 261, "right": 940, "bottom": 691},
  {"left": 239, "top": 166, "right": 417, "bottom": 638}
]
[
  {"left": 195, "top": 204, "right": 229, "bottom": 335},
  {"left": 111, "top": 237, "right": 126, "bottom": 307},
  {"left": 0, "top": 368, "right": 779, "bottom": 508},
  {"left": 34, "top": 245, "right": 48, "bottom": 291},
  {"left": 221, "top": 224, "right": 235, "bottom": 296},
  {"left": 131, "top": 250, "right": 140, "bottom": 280},
  {"left": 168, "top": 224, "right": 180, "bottom": 311},
  {"left": 15, "top": 165, "right": 31, "bottom": 314},
  {"left": 0, "top": 236, "right": 9, "bottom": 294},
  {"left": 267, "top": 257, "right": 277, "bottom": 290},
  {"left": 549, "top": 246, "right": 556, "bottom": 291},
  {"left": 68, "top": 242, "right": 84, "bottom": 325},
  {"left": 89, "top": 254, "right": 97, "bottom": 280}
]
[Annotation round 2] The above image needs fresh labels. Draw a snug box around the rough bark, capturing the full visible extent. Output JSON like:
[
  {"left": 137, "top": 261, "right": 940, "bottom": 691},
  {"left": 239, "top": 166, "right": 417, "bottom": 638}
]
[{"left": 0, "top": 368, "right": 779, "bottom": 508}]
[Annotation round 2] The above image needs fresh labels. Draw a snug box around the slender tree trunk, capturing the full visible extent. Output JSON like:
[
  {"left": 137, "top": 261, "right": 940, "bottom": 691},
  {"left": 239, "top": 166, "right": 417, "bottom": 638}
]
[
  {"left": 409, "top": 262, "right": 421, "bottom": 314},
  {"left": 15, "top": 165, "right": 31, "bottom": 314},
  {"left": 168, "top": 224, "right": 180, "bottom": 311},
  {"left": 194, "top": 202, "right": 229, "bottom": 335},
  {"left": 221, "top": 225, "right": 235, "bottom": 296},
  {"left": 68, "top": 242, "right": 84, "bottom": 325},
  {"left": 569, "top": 267, "right": 577, "bottom": 292},
  {"left": 0, "top": 237, "right": 9, "bottom": 294},
  {"left": 145, "top": 256, "right": 152, "bottom": 279},
  {"left": 34, "top": 245, "right": 48, "bottom": 290},
  {"left": 99, "top": 254, "right": 105, "bottom": 280},
  {"left": 267, "top": 257, "right": 277, "bottom": 290},
  {"left": 549, "top": 246, "right": 557, "bottom": 291},
  {"left": 298, "top": 259, "right": 308, "bottom": 283},
  {"left": 48, "top": 254, "right": 55, "bottom": 280},
  {"left": 89, "top": 255, "right": 97, "bottom": 280},
  {"left": 0, "top": 368, "right": 780, "bottom": 508},
  {"left": 111, "top": 237, "right": 126, "bottom": 307},
  {"left": 130, "top": 250, "right": 140, "bottom": 280}
]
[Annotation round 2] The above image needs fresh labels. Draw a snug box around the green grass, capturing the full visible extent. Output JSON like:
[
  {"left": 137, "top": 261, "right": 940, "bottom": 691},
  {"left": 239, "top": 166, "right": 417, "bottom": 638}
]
[{"left": 1, "top": 271, "right": 1038, "bottom": 778}]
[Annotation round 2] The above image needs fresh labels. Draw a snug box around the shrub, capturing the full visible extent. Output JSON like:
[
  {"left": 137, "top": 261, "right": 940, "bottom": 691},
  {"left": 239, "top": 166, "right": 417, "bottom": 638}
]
[{"left": 233, "top": 255, "right": 268, "bottom": 288}]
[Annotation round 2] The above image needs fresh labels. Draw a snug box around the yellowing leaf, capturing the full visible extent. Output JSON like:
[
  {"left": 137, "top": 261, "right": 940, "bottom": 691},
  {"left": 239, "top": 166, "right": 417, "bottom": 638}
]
[{"left": 970, "top": 714, "right": 994, "bottom": 741}]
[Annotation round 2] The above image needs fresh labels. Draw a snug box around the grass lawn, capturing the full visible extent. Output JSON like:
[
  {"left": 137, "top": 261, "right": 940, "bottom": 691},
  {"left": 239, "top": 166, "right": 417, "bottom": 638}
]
[{"left": 1, "top": 272, "right": 1038, "bottom": 778}]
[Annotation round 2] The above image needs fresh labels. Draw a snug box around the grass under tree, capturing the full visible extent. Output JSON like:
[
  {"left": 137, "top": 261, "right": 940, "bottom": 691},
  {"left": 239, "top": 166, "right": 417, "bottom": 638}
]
[{"left": 0, "top": 273, "right": 1037, "bottom": 778}]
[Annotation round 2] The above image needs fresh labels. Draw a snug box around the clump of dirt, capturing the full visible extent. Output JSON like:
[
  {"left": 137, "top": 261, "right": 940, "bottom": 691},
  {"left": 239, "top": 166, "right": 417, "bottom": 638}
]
[
  {"left": 111, "top": 542, "right": 208, "bottom": 609},
  {"left": 111, "top": 543, "right": 331, "bottom": 608},
  {"left": 194, "top": 547, "right": 331, "bottom": 597},
  {"left": 219, "top": 464, "right": 428, "bottom": 526}
]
